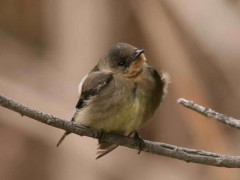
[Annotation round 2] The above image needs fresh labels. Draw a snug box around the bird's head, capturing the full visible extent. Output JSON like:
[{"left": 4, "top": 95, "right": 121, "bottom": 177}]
[{"left": 98, "top": 42, "right": 147, "bottom": 77}]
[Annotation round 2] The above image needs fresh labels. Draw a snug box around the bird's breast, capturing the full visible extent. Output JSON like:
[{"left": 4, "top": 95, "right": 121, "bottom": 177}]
[
  {"left": 106, "top": 76, "right": 156, "bottom": 133},
  {"left": 76, "top": 68, "right": 162, "bottom": 134}
]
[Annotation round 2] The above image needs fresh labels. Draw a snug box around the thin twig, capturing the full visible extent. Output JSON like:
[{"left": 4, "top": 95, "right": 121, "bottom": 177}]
[
  {"left": 177, "top": 98, "right": 240, "bottom": 129},
  {"left": 1, "top": 94, "right": 240, "bottom": 168}
]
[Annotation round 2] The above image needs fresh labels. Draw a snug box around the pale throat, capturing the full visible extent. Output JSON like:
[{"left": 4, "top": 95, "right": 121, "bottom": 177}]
[{"left": 124, "top": 54, "right": 147, "bottom": 79}]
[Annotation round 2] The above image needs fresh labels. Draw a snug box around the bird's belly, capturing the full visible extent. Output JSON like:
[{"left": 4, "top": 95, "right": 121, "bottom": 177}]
[
  {"left": 96, "top": 97, "right": 148, "bottom": 133},
  {"left": 75, "top": 75, "right": 159, "bottom": 134}
]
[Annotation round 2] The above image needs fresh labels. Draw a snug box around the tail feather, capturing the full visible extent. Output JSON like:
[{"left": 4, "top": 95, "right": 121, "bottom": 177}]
[
  {"left": 56, "top": 131, "right": 70, "bottom": 147},
  {"left": 56, "top": 117, "right": 75, "bottom": 147},
  {"left": 96, "top": 144, "right": 119, "bottom": 159},
  {"left": 96, "top": 132, "right": 134, "bottom": 159}
]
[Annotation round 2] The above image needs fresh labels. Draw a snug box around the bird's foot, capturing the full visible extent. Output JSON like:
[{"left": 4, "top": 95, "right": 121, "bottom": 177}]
[
  {"left": 133, "top": 131, "right": 145, "bottom": 154},
  {"left": 97, "top": 130, "right": 106, "bottom": 144}
]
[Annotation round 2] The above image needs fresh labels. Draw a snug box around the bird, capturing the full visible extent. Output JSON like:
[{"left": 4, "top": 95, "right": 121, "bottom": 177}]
[{"left": 56, "top": 42, "right": 169, "bottom": 159}]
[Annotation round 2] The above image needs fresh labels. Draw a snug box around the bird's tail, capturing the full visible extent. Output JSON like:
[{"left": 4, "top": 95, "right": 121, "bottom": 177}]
[
  {"left": 96, "top": 132, "right": 134, "bottom": 159},
  {"left": 56, "top": 131, "right": 70, "bottom": 147},
  {"left": 96, "top": 143, "right": 119, "bottom": 159},
  {"left": 56, "top": 117, "right": 75, "bottom": 147}
]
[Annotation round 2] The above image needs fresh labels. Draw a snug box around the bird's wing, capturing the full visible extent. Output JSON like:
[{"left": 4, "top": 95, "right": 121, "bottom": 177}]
[
  {"left": 75, "top": 71, "right": 113, "bottom": 109},
  {"left": 75, "top": 71, "right": 120, "bottom": 159},
  {"left": 77, "top": 74, "right": 88, "bottom": 96},
  {"left": 56, "top": 71, "right": 113, "bottom": 147}
]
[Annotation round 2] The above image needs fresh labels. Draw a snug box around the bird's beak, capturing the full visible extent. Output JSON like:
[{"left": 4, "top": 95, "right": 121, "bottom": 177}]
[{"left": 133, "top": 49, "right": 144, "bottom": 61}]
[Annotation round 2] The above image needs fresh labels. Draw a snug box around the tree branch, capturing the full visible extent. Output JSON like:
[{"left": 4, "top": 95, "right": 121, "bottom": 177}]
[
  {"left": 177, "top": 98, "right": 240, "bottom": 129},
  {"left": 1, "top": 94, "right": 240, "bottom": 168}
]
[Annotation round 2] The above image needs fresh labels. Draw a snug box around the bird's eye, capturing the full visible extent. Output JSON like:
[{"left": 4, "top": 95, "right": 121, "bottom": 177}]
[{"left": 118, "top": 60, "right": 125, "bottom": 66}]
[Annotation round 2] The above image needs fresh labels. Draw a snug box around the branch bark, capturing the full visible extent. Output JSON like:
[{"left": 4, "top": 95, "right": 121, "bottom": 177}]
[
  {"left": 1, "top": 94, "right": 240, "bottom": 168},
  {"left": 177, "top": 98, "right": 240, "bottom": 129}
]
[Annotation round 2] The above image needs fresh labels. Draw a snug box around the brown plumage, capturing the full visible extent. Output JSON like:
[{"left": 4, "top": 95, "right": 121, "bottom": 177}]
[{"left": 56, "top": 42, "right": 169, "bottom": 159}]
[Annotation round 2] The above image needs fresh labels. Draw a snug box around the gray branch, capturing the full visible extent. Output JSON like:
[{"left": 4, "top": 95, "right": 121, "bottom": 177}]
[
  {"left": 177, "top": 98, "right": 240, "bottom": 129},
  {"left": 1, "top": 94, "right": 240, "bottom": 168}
]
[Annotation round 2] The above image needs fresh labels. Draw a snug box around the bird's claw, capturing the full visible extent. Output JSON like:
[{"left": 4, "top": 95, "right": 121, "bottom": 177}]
[
  {"left": 97, "top": 130, "right": 106, "bottom": 144},
  {"left": 134, "top": 131, "right": 145, "bottom": 154}
]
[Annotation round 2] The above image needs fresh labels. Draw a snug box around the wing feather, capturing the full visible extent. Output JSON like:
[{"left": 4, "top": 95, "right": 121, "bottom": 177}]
[
  {"left": 56, "top": 71, "right": 112, "bottom": 147},
  {"left": 76, "top": 71, "right": 113, "bottom": 109}
]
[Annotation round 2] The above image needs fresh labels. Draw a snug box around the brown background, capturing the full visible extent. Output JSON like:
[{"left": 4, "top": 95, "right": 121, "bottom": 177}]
[{"left": 1, "top": 0, "right": 240, "bottom": 179}]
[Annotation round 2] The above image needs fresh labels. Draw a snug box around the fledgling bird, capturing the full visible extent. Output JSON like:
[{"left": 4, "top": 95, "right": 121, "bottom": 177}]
[{"left": 57, "top": 42, "right": 169, "bottom": 159}]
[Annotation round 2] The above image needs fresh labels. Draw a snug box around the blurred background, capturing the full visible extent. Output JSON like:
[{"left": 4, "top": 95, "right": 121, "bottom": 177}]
[{"left": 1, "top": 0, "right": 240, "bottom": 179}]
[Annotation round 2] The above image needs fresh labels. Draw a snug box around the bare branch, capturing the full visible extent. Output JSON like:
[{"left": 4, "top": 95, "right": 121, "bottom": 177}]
[
  {"left": 177, "top": 98, "right": 240, "bottom": 129},
  {"left": 1, "top": 94, "right": 240, "bottom": 168}
]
